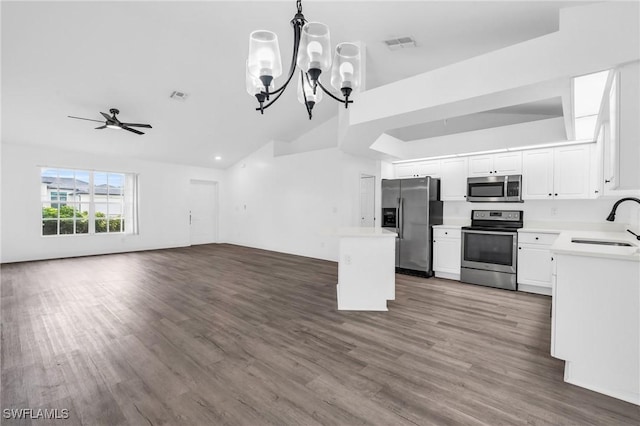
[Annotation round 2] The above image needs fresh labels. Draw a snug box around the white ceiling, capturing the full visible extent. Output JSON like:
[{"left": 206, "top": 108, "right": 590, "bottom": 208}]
[
  {"left": 1, "top": 1, "right": 593, "bottom": 168},
  {"left": 386, "top": 97, "right": 564, "bottom": 141}
]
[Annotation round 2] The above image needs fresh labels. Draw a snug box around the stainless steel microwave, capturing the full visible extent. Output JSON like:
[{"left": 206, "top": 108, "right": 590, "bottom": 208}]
[{"left": 466, "top": 175, "right": 523, "bottom": 202}]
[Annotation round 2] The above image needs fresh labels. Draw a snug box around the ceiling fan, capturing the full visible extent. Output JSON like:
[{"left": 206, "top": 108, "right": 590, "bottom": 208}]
[{"left": 68, "top": 108, "right": 152, "bottom": 135}]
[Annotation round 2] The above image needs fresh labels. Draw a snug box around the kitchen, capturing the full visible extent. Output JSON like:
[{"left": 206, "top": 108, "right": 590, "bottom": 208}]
[{"left": 2, "top": 1, "right": 639, "bottom": 424}]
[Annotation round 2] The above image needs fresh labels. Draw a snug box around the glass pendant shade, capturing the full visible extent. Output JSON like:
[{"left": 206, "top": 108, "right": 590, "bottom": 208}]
[
  {"left": 247, "top": 30, "right": 283, "bottom": 80},
  {"left": 296, "top": 22, "right": 331, "bottom": 73},
  {"left": 297, "top": 73, "right": 323, "bottom": 105},
  {"left": 330, "top": 42, "right": 361, "bottom": 92}
]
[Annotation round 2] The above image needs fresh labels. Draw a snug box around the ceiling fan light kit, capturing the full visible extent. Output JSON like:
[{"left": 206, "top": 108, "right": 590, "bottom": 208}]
[
  {"left": 246, "top": 0, "right": 361, "bottom": 119},
  {"left": 68, "top": 108, "right": 152, "bottom": 135}
]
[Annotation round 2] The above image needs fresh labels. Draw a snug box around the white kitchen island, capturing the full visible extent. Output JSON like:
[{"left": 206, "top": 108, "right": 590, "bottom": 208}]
[
  {"left": 550, "top": 230, "right": 640, "bottom": 405},
  {"left": 336, "top": 227, "right": 397, "bottom": 311}
]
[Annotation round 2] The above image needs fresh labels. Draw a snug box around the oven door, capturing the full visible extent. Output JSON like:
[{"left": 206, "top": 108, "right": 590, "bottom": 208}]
[{"left": 461, "top": 229, "right": 517, "bottom": 274}]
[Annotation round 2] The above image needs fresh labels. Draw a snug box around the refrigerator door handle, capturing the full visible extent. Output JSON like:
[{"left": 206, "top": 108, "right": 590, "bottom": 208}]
[{"left": 398, "top": 198, "right": 404, "bottom": 239}]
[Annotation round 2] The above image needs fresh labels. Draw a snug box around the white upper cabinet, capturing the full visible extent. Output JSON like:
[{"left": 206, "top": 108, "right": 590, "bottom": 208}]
[
  {"left": 522, "top": 144, "right": 592, "bottom": 200},
  {"left": 395, "top": 163, "right": 417, "bottom": 178},
  {"left": 439, "top": 157, "right": 468, "bottom": 201},
  {"left": 468, "top": 155, "right": 494, "bottom": 176},
  {"left": 394, "top": 160, "right": 440, "bottom": 178},
  {"left": 553, "top": 145, "right": 591, "bottom": 199},
  {"left": 414, "top": 160, "right": 441, "bottom": 177},
  {"left": 522, "top": 149, "right": 554, "bottom": 199},
  {"left": 493, "top": 152, "right": 523, "bottom": 175},
  {"left": 468, "top": 152, "right": 522, "bottom": 177}
]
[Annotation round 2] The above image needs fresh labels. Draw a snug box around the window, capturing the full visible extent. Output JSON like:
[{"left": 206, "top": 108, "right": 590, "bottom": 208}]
[
  {"left": 50, "top": 191, "right": 68, "bottom": 208},
  {"left": 573, "top": 70, "right": 610, "bottom": 140},
  {"left": 41, "top": 168, "right": 138, "bottom": 236}
]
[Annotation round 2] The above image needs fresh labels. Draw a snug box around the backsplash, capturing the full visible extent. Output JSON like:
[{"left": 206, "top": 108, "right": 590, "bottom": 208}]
[{"left": 443, "top": 199, "right": 640, "bottom": 231}]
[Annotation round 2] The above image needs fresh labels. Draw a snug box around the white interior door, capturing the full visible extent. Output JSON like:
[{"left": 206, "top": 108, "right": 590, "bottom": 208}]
[
  {"left": 189, "top": 180, "right": 218, "bottom": 245},
  {"left": 360, "top": 175, "right": 375, "bottom": 227}
]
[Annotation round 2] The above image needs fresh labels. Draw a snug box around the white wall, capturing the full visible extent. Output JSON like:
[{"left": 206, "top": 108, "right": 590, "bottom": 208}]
[
  {"left": 1, "top": 143, "right": 224, "bottom": 263},
  {"left": 617, "top": 61, "right": 640, "bottom": 190},
  {"left": 221, "top": 141, "right": 378, "bottom": 262},
  {"left": 443, "top": 199, "right": 640, "bottom": 232}
]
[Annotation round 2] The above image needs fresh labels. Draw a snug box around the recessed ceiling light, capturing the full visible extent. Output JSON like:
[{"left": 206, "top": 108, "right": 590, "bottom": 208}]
[{"left": 214, "top": 156, "right": 222, "bottom": 160}]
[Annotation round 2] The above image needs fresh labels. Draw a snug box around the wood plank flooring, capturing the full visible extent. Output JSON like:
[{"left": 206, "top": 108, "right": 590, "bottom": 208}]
[{"left": 1, "top": 243, "right": 639, "bottom": 425}]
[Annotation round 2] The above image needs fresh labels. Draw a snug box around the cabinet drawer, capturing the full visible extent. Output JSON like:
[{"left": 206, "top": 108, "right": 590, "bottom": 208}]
[
  {"left": 518, "top": 232, "right": 559, "bottom": 245},
  {"left": 434, "top": 228, "right": 460, "bottom": 239}
]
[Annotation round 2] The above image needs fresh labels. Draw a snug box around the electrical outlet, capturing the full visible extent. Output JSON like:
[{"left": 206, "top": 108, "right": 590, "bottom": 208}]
[
  {"left": 551, "top": 207, "right": 557, "bottom": 216},
  {"left": 344, "top": 255, "right": 352, "bottom": 265}
]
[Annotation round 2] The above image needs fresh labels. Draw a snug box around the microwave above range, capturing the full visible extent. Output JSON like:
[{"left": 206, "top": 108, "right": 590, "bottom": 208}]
[{"left": 466, "top": 174, "right": 523, "bottom": 203}]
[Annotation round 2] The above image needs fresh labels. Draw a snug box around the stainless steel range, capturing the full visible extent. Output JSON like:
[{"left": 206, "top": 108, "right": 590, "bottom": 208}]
[{"left": 460, "top": 210, "right": 523, "bottom": 291}]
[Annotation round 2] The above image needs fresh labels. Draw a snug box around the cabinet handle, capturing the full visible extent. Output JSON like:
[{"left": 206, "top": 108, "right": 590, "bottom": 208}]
[
  {"left": 494, "top": 170, "right": 497, "bottom": 173},
  {"left": 445, "top": 232, "right": 448, "bottom": 235},
  {"left": 551, "top": 257, "right": 554, "bottom": 261},
  {"left": 605, "top": 179, "right": 611, "bottom": 183},
  {"left": 548, "top": 193, "right": 552, "bottom": 196},
  {"left": 518, "top": 247, "right": 522, "bottom": 250},
  {"left": 535, "top": 237, "right": 539, "bottom": 240},
  {"left": 595, "top": 190, "right": 599, "bottom": 193},
  {"left": 489, "top": 171, "right": 493, "bottom": 174},
  {"left": 554, "top": 193, "right": 558, "bottom": 196}
]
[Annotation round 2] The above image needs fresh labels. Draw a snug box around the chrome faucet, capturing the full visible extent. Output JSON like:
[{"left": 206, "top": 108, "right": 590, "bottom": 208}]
[{"left": 606, "top": 197, "right": 640, "bottom": 240}]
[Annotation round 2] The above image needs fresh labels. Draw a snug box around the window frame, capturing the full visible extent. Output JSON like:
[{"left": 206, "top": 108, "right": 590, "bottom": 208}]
[{"left": 41, "top": 167, "right": 137, "bottom": 237}]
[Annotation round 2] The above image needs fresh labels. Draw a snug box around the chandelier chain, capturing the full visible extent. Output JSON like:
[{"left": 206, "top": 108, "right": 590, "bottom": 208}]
[{"left": 297, "top": 0, "right": 302, "bottom": 14}]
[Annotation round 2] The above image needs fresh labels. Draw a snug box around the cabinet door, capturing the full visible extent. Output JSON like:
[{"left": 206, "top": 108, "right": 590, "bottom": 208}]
[
  {"left": 395, "top": 164, "right": 415, "bottom": 178},
  {"left": 553, "top": 145, "right": 591, "bottom": 199},
  {"left": 522, "top": 149, "right": 554, "bottom": 199},
  {"left": 517, "top": 244, "right": 553, "bottom": 289},
  {"left": 468, "top": 155, "right": 494, "bottom": 177},
  {"left": 494, "top": 152, "right": 522, "bottom": 174},
  {"left": 414, "top": 160, "right": 441, "bottom": 177},
  {"left": 440, "top": 157, "right": 468, "bottom": 201},
  {"left": 433, "top": 237, "right": 461, "bottom": 274}
]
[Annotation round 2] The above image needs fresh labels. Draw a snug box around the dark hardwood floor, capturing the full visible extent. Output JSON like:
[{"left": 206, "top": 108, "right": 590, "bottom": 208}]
[{"left": 1, "top": 244, "right": 639, "bottom": 425}]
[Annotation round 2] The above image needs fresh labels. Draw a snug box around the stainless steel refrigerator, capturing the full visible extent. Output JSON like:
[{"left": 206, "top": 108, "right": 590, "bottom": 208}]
[{"left": 381, "top": 177, "right": 443, "bottom": 277}]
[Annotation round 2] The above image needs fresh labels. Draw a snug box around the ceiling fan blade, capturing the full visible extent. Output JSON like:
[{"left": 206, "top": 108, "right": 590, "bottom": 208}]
[
  {"left": 68, "top": 115, "right": 104, "bottom": 123},
  {"left": 95, "top": 125, "right": 107, "bottom": 129},
  {"left": 100, "top": 111, "right": 116, "bottom": 122},
  {"left": 121, "top": 123, "right": 152, "bottom": 128},
  {"left": 121, "top": 126, "right": 144, "bottom": 135}
]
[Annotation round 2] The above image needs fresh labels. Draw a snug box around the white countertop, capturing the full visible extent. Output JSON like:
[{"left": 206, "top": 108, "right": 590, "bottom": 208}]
[
  {"left": 433, "top": 224, "right": 463, "bottom": 229},
  {"left": 521, "top": 221, "right": 627, "bottom": 234},
  {"left": 551, "top": 230, "right": 640, "bottom": 262},
  {"left": 337, "top": 227, "right": 398, "bottom": 238}
]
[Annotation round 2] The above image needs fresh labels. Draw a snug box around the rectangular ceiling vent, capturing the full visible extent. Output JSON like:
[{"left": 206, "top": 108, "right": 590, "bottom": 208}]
[
  {"left": 384, "top": 36, "right": 416, "bottom": 51},
  {"left": 170, "top": 90, "right": 188, "bottom": 101}
]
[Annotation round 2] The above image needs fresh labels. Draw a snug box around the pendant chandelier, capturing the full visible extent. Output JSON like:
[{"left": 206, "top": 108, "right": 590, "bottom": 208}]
[{"left": 246, "top": 0, "right": 361, "bottom": 119}]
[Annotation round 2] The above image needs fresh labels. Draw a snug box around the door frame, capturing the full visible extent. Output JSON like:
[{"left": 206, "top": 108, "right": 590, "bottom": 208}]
[
  {"left": 359, "top": 173, "right": 376, "bottom": 227},
  {"left": 189, "top": 179, "right": 219, "bottom": 245}
]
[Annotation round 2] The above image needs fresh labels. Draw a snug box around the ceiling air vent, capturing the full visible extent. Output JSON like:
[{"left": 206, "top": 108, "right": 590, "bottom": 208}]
[
  {"left": 384, "top": 36, "right": 416, "bottom": 51},
  {"left": 170, "top": 91, "right": 188, "bottom": 101}
]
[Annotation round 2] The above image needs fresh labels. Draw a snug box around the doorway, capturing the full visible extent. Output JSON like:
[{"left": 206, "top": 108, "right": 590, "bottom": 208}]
[
  {"left": 189, "top": 180, "right": 218, "bottom": 245},
  {"left": 360, "top": 174, "right": 376, "bottom": 227}
]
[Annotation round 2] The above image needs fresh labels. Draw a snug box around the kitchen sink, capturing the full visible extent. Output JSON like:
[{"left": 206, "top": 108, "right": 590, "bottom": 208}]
[{"left": 571, "top": 238, "right": 634, "bottom": 247}]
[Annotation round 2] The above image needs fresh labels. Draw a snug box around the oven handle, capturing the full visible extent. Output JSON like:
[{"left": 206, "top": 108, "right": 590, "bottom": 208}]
[{"left": 461, "top": 229, "right": 517, "bottom": 236}]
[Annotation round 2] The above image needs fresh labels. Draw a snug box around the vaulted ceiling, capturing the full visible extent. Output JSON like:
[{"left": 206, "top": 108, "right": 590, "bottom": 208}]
[{"left": 1, "top": 1, "right": 593, "bottom": 168}]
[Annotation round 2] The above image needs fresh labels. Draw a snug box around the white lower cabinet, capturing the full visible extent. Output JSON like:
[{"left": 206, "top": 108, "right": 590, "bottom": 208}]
[
  {"left": 433, "top": 226, "right": 461, "bottom": 280},
  {"left": 517, "top": 230, "right": 560, "bottom": 295}
]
